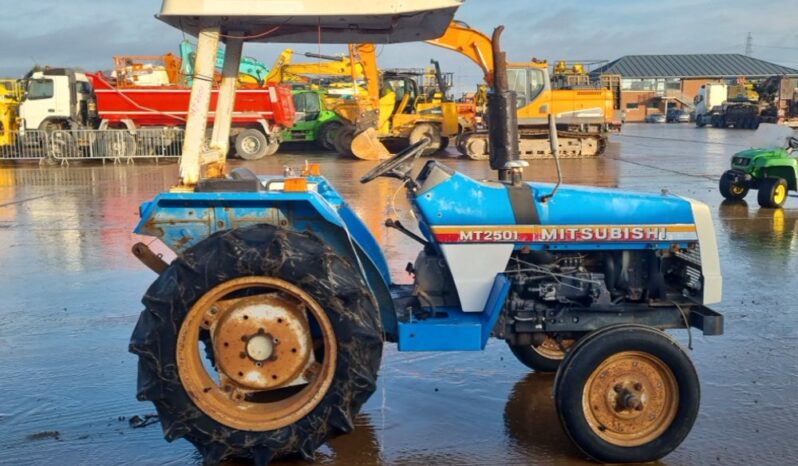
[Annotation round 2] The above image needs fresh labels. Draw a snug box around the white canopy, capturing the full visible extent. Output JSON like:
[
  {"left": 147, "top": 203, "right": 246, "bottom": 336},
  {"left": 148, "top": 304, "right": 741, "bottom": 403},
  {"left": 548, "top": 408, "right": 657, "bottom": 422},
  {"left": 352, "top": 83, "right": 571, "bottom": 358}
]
[{"left": 157, "top": 0, "right": 462, "bottom": 43}]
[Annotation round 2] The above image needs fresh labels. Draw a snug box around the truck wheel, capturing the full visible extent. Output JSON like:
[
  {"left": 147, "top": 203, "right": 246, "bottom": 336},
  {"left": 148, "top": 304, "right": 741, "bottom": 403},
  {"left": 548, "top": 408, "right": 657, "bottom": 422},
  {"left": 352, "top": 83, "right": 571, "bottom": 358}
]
[
  {"left": 508, "top": 336, "right": 575, "bottom": 373},
  {"left": 103, "top": 132, "right": 137, "bottom": 158},
  {"left": 409, "top": 123, "right": 441, "bottom": 156},
  {"left": 757, "top": 177, "right": 788, "bottom": 208},
  {"left": 553, "top": 325, "right": 699, "bottom": 463},
  {"left": 317, "top": 121, "right": 343, "bottom": 151},
  {"left": 719, "top": 170, "right": 749, "bottom": 200},
  {"left": 235, "top": 129, "right": 274, "bottom": 160},
  {"left": 129, "top": 224, "right": 383, "bottom": 464},
  {"left": 333, "top": 126, "right": 356, "bottom": 157}
]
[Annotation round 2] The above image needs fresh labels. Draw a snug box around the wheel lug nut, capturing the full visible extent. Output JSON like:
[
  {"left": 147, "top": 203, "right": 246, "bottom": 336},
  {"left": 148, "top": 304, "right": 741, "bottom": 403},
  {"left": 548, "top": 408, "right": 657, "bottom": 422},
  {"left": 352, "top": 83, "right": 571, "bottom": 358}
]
[
  {"left": 634, "top": 383, "right": 643, "bottom": 391},
  {"left": 614, "top": 384, "right": 623, "bottom": 393}
]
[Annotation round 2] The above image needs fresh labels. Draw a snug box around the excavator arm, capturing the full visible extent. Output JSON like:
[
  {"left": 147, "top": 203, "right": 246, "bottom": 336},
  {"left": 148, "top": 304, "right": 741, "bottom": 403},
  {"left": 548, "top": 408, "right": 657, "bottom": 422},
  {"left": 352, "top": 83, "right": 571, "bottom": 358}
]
[
  {"left": 425, "top": 20, "right": 495, "bottom": 86},
  {"left": 264, "top": 48, "right": 366, "bottom": 84}
]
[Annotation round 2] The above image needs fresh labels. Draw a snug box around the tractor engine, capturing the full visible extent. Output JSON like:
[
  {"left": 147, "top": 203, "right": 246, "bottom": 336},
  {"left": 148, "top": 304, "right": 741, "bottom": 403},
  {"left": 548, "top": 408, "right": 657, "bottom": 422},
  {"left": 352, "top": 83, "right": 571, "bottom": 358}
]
[{"left": 502, "top": 247, "right": 704, "bottom": 346}]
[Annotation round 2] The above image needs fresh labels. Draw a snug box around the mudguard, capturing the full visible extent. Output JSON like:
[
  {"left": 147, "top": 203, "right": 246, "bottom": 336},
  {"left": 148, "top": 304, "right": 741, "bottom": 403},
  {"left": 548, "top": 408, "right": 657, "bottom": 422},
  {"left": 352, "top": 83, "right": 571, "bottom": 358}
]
[{"left": 134, "top": 176, "right": 400, "bottom": 338}]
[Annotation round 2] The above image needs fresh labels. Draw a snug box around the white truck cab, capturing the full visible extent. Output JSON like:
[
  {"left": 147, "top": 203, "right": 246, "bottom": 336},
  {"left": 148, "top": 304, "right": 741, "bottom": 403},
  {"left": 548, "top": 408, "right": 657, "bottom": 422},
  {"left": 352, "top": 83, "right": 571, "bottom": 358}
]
[
  {"left": 694, "top": 83, "right": 727, "bottom": 127},
  {"left": 19, "top": 69, "right": 95, "bottom": 131}
]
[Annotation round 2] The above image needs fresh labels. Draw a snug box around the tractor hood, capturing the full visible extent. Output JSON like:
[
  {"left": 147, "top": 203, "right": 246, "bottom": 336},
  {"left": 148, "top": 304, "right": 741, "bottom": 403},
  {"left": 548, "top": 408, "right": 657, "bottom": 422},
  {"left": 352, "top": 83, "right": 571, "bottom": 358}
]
[{"left": 157, "top": 0, "right": 462, "bottom": 43}]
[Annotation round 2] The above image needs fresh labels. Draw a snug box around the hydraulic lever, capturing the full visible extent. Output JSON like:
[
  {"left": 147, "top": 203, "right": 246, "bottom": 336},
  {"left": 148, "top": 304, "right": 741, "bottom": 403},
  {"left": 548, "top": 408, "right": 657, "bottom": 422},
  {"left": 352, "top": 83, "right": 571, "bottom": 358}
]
[{"left": 385, "top": 219, "right": 428, "bottom": 246}]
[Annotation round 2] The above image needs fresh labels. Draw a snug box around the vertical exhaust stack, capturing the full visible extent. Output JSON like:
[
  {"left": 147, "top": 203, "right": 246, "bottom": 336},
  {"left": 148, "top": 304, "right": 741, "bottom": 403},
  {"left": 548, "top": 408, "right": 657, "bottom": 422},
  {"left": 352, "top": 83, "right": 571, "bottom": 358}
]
[{"left": 487, "top": 26, "right": 521, "bottom": 183}]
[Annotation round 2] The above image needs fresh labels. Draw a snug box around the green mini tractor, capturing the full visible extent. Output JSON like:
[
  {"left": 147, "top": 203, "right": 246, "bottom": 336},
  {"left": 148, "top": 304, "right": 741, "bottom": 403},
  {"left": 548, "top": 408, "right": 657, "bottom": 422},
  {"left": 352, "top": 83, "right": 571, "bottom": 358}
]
[
  {"left": 280, "top": 89, "right": 344, "bottom": 150},
  {"left": 720, "top": 124, "right": 798, "bottom": 208}
]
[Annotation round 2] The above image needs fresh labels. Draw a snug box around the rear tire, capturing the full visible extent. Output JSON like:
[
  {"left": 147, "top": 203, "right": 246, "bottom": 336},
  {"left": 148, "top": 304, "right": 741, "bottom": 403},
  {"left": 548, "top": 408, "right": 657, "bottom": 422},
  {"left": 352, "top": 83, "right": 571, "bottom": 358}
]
[
  {"left": 554, "top": 325, "right": 699, "bottom": 463},
  {"left": 757, "top": 177, "right": 788, "bottom": 208},
  {"left": 719, "top": 170, "right": 749, "bottom": 200},
  {"left": 129, "top": 225, "right": 383, "bottom": 464},
  {"left": 235, "top": 129, "right": 275, "bottom": 160},
  {"left": 409, "top": 123, "right": 442, "bottom": 156}
]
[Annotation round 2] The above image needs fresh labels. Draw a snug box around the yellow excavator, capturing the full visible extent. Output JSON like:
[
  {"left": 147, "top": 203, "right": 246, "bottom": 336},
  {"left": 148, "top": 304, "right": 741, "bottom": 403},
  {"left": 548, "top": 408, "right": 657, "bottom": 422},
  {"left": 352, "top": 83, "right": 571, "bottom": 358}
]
[
  {"left": 263, "top": 48, "right": 366, "bottom": 84},
  {"left": 335, "top": 43, "right": 459, "bottom": 160},
  {"left": 0, "top": 79, "right": 22, "bottom": 147},
  {"left": 427, "top": 20, "right": 616, "bottom": 158}
]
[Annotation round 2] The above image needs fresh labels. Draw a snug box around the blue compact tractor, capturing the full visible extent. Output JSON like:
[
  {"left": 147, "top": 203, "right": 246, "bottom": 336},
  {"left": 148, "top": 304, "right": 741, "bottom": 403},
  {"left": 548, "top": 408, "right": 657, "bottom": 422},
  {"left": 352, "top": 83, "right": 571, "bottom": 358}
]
[{"left": 130, "top": 2, "right": 723, "bottom": 464}]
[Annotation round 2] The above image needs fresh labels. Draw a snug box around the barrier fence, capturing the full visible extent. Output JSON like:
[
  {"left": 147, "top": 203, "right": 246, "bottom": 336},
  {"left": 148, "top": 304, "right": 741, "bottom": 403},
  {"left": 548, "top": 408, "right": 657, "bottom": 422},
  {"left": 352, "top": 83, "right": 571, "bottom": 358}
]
[{"left": 0, "top": 129, "right": 184, "bottom": 164}]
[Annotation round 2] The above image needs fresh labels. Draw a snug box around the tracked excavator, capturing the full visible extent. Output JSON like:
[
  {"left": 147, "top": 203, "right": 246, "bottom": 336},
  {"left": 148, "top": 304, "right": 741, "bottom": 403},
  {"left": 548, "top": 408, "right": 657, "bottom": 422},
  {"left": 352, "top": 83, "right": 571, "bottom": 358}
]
[{"left": 427, "top": 21, "right": 616, "bottom": 159}]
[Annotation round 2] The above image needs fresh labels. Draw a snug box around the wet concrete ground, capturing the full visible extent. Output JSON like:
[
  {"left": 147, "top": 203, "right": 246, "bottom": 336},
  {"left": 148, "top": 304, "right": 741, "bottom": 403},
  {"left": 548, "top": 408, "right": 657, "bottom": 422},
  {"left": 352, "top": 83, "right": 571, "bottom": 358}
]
[{"left": 0, "top": 123, "right": 796, "bottom": 465}]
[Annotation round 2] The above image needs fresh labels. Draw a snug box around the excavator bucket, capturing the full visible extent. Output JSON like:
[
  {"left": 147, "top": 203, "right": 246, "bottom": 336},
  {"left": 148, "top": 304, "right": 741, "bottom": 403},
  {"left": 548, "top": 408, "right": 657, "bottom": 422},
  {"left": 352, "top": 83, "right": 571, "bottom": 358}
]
[{"left": 351, "top": 127, "right": 391, "bottom": 160}]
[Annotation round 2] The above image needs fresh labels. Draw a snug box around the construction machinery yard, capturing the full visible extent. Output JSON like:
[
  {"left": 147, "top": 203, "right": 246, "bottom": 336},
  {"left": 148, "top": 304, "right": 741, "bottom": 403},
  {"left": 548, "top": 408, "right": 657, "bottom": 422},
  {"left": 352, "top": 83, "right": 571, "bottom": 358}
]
[{"left": 1, "top": 1, "right": 798, "bottom": 466}]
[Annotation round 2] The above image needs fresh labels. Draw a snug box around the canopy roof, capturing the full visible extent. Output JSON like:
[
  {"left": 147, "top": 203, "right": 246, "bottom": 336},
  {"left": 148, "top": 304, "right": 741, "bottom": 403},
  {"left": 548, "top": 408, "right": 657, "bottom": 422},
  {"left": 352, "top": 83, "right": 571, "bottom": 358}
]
[{"left": 158, "top": 0, "right": 462, "bottom": 43}]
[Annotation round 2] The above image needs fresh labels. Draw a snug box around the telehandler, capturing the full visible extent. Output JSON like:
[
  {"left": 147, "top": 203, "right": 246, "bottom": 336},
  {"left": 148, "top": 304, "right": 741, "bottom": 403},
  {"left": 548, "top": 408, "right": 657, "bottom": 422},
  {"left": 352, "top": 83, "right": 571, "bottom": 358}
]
[{"left": 130, "top": 1, "right": 724, "bottom": 464}]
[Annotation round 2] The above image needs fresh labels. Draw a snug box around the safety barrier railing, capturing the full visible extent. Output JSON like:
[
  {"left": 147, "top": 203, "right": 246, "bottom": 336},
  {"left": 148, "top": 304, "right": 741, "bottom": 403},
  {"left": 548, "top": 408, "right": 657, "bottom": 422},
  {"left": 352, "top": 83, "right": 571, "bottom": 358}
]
[{"left": 0, "top": 128, "right": 184, "bottom": 165}]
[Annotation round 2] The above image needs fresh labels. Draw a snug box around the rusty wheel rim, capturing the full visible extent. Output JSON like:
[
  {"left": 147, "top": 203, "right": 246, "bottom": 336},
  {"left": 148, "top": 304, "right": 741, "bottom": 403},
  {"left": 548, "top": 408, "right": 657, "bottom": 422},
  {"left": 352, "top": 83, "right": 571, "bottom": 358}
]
[
  {"left": 532, "top": 336, "right": 574, "bottom": 360},
  {"left": 582, "top": 351, "right": 679, "bottom": 447},
  {"left": 176, "top": 276, "right": 337, "bottom": 431}
]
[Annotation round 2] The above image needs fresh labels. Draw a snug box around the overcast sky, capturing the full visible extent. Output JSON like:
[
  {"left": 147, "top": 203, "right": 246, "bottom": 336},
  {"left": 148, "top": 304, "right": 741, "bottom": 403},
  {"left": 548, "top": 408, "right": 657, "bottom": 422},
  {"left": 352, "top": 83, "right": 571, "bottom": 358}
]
[{"left": 1, "top": 0, "right": 796, "bottom": 93}]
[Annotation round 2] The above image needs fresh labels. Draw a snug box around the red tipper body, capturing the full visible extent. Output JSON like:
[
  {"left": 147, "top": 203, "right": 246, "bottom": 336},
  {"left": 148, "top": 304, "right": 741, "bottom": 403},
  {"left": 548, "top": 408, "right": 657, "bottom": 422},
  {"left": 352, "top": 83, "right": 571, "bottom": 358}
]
[{"left": 88, "top": 73, "right": 295, "bottom": 129}]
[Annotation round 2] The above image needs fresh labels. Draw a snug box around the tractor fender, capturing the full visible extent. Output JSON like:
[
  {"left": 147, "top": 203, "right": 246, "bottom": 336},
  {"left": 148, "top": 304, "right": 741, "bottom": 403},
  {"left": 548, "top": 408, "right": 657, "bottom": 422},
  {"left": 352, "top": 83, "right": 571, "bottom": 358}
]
[{"left": 134, "top": 189, "right": 398, "bottom": 339}]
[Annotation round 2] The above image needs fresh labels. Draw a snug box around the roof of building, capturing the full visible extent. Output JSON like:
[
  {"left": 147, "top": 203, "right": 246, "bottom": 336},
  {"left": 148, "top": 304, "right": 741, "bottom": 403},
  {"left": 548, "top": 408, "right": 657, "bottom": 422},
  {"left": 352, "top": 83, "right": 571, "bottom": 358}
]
[{"left": 592, "top": 54, "right": 798, "bottom": 79}]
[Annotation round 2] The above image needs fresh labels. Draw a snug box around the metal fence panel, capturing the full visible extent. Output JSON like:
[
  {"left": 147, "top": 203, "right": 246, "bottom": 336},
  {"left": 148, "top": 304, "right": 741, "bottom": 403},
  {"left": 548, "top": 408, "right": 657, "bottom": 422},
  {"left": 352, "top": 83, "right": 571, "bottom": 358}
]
[{"left": 0, "top": 128, "right": 184, "bottom": 164}]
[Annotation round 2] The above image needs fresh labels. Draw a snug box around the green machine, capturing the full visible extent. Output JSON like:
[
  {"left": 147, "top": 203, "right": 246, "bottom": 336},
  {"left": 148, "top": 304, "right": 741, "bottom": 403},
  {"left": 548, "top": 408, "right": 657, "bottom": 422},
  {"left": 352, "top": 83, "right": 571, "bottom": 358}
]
[
  {"left": 280, "top": 88, "right": 344, "bottom": 150},
  {"left": 720, "top": 124, "right": 798, "bottom": 207}
]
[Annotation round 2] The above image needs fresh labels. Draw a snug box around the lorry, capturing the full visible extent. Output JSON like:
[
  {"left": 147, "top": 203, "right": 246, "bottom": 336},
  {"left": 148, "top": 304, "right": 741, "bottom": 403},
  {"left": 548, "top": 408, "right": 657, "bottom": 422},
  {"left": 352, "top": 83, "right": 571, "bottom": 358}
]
[
  {"left": 129, "top": 1, "right": 725, "bottom": 465},
  {"left": 696, "top": 78, "right": 798, "bottom": 129},
  {"left": 694, "top": 83, "right": 728, "bottom": 127},
  {"left": 720, "top": 123, "right": 798, "bottom": 207},
  {"left": 17, "top": 67, "right": 295, "bottom": 160}
]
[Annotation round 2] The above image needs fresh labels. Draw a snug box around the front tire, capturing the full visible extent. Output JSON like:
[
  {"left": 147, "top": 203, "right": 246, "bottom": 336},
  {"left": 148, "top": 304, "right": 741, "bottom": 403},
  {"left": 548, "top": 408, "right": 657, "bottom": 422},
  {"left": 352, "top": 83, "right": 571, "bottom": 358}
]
[
  {"left": 129, "top": 225, "right": 383, "bottom": 464},
  {"left": 316, "top": 120, "right": 343, "bottom": 151},
  {"left": 333, "top": 125, "right": 356, "bottom": 157},
  {"left": 554, "top": 325, "right": 699, "bottom": 463},
  {"left": 719, "top": 170, "right": 749, "bottom": 200},
  {"left": 757, "top": 177, "right": 788, "bottom": 208}
]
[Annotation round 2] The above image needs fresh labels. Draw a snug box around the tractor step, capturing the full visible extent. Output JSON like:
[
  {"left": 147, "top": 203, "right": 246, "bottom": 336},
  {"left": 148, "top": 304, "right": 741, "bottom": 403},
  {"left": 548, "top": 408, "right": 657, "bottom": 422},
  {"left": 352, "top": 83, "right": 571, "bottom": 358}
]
[{"left": 395, "top": 275, "right": 511, "bottom": 351}]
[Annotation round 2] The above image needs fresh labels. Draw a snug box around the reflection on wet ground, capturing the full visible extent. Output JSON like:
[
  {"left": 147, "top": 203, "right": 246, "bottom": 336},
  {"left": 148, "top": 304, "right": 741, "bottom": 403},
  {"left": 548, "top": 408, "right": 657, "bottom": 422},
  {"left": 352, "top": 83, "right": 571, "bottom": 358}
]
[{"left": 1, "top": 124, "right": 796, "bottom": 465}]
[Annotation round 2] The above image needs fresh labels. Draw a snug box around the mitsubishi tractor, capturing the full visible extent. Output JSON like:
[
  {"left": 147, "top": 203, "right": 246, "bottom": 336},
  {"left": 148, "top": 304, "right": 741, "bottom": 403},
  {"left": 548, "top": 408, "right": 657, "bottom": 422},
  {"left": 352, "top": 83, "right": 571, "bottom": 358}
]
[
  {"left": 720, "top": 123, "right": 798, "bottom": 208},
  {"left": 129, "top": 1, "right": 724, "bottom": 464}
]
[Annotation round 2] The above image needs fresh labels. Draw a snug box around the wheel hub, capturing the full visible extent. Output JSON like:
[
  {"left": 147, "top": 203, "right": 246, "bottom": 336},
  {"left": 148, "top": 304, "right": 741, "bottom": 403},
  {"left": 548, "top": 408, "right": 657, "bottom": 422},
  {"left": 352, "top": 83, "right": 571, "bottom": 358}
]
[
  {"left": 212, "top": 295, "right": 312, "bottom": 390},
  {"left": 583, "top": 351, "right": 679, "bottom": 447}
]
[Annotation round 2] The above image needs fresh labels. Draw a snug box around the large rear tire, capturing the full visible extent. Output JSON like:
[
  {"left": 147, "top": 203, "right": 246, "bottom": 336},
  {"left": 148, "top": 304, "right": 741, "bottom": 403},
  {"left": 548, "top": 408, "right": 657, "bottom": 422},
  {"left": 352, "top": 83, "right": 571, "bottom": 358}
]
[
  {"left": 129, "top": 225, "right": 383, "bottom": 464},
  {"left": 554, "top": 325, "right": 699, "bottom": 463},
  {"left": 757, "top": 177, "right": 788, "bottom": 208}
]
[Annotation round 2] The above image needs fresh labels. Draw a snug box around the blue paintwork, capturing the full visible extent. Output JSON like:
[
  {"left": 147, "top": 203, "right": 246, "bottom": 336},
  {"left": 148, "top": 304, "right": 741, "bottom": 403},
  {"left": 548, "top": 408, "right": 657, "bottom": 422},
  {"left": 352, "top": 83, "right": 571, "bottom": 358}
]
[
  {"left": 397, "top": 274, "right": 510, "bottom": 351},
  {"left": 134, "top": 175, "right": 397, "bottom": 336},
  {"left": 413, "top": 170, "right": 694, "bottom": 227},
  {"left": 135, "top": 163, "right": 698, "bottom": 352},
  {"left": 411, "top": 168, "right": 695, "bottom": 251}
]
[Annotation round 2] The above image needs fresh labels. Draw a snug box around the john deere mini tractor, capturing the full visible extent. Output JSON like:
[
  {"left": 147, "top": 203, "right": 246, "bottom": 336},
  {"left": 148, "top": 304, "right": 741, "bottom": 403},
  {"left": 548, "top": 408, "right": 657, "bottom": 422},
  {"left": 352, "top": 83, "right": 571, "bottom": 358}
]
[
  {"left": 129, "top": 1, "right": 725, "bottom": 464},
  {"left": 720, "top": 124, "right": 798, "bottom": 208}
]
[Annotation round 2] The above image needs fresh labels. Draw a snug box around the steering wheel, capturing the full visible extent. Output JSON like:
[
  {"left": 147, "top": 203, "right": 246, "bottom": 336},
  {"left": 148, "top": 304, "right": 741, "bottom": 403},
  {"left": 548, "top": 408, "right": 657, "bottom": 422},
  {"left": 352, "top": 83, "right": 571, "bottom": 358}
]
[{"left": 359, "top": 137, "right": 430, "bottom": 184}]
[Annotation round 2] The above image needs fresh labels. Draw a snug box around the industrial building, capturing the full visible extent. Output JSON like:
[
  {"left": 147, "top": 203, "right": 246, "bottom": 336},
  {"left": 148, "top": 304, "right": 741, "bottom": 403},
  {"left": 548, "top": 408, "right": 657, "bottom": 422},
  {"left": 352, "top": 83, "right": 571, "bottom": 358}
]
[{"left": 592, "top": 54, "right": 798, "bottom": 122}]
